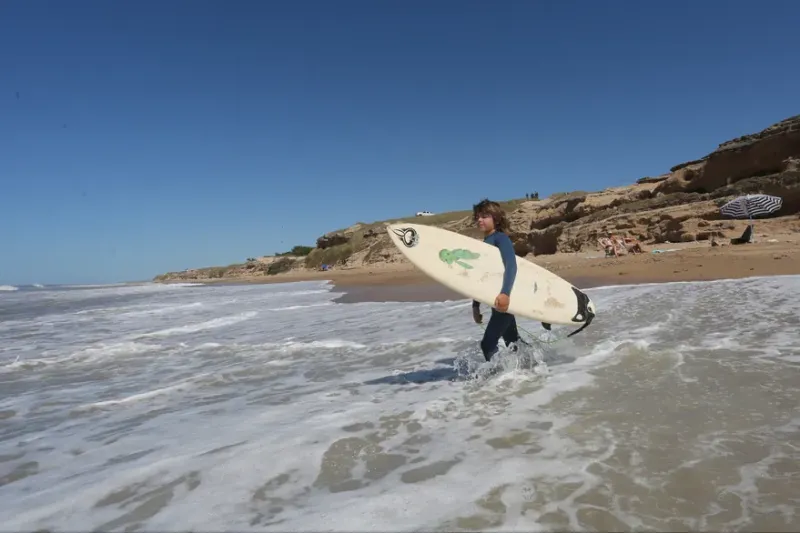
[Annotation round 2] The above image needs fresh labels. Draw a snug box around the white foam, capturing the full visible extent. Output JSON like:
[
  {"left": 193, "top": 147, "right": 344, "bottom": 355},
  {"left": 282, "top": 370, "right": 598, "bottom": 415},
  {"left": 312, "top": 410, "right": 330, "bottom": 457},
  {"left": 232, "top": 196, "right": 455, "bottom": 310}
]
[
  {"left": 75, "top": 381, "right": 193, "bottom": 410},
  {"left": 140, "top": 311, "right": 258, "bottom": 337},
  {"left": 586, "top": 273, "right": 800, "bottom": 293},
  {"left": 0, "top": 341, "right": 163, "bottom": 372},
  {"left": 120, "top": 302, "right": 205, "bottom": 317},
  {"left": 259, "top": 339, "right": 369, "bottom": 354},
  {"left": 72, "top": 340, "right": 164, "bottom": 360},
  {"left": 0, "top": 284, "right": 19, "bottom": 291},
  {"left": 267, "top": 302, "right": 335, "bottom": 311}
]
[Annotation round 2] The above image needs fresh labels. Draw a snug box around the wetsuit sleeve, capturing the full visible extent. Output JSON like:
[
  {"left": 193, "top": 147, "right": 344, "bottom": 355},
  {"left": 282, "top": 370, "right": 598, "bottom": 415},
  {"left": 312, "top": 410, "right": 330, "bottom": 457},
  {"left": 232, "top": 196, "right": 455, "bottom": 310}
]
[{"left": 495, "top": 233, "right": 517, "bottom": 295}]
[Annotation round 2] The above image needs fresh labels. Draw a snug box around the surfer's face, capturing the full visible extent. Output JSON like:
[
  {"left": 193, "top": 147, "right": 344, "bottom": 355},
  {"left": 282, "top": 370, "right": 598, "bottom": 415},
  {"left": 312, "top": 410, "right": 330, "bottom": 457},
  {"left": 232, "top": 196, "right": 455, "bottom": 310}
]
[{"left": 476, "top": 212, "right": 494, "bottom": 233}]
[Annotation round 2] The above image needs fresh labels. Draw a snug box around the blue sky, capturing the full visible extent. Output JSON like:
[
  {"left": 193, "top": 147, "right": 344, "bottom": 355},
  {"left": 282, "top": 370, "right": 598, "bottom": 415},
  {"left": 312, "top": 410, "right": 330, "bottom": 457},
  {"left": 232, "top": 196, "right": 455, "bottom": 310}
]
[{"left": 2, "top": 0, "right": 798, "bottom": 285}]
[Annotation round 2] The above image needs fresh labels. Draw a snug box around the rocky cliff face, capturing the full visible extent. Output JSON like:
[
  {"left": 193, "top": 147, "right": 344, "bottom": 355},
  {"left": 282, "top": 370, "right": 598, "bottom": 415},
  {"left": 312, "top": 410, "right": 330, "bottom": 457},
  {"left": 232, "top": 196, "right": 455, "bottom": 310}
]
[
  {"left": 658, "top": 115, "right": 800, "bottom": 195},
  {"left": 340, "top": 114, "right": 800, "bottom": 265},
  {"left": 154, "top": 114, "right": 800, "bottom": 281}
]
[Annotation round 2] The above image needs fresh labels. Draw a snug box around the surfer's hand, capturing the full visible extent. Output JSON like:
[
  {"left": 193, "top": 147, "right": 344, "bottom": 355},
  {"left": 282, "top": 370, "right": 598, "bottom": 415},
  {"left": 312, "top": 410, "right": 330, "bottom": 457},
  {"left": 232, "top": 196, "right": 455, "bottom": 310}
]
[
  {"left": 494, "top": 293, "right": 510, "bottom": 313},
  {"left": 472, "top": 308, "right": 482, "bottom": 324}
]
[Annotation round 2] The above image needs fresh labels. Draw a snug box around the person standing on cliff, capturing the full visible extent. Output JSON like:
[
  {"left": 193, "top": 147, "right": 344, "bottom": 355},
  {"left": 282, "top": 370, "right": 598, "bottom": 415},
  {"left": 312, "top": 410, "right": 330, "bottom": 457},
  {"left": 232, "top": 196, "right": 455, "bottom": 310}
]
[{"left": 471, "top": 199, "right": 521, "bottom": 361}]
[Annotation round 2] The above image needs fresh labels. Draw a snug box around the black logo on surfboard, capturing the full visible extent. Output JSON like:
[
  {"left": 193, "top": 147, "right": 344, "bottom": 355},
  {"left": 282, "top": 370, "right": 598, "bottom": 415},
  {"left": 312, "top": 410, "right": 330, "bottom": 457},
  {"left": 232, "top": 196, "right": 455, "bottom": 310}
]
[{"left": 392, "top": 227, "right": 419, "bottom": 248}]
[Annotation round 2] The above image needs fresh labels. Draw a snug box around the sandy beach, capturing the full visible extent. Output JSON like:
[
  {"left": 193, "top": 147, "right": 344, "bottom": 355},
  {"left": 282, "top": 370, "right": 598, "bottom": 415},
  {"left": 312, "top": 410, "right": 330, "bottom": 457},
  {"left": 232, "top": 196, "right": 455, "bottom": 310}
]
[{"left": 182, "top": 234, "right": 800, "bottom": 303}]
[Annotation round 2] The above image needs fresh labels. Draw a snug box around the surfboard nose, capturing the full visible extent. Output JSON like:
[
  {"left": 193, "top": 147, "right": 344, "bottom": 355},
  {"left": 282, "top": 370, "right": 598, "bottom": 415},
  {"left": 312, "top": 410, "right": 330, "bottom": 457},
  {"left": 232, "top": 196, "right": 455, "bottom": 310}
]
[
  {"left": 386, "top": 224, "right": 402, "bottom": 241},
  {"left": 387, "top": 224, "right": 421, "bottom": 249}
]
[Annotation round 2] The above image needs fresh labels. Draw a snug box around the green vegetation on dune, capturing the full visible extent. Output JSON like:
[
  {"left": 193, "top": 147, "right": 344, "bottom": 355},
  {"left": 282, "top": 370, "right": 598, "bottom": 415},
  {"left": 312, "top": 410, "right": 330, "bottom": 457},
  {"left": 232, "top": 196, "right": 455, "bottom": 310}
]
[
  {"left": 276, "top": 245, "right": 314, "bottom": 257},
  {"left": 267, "top": 257, "right": 294, "bottom": 275},
  {"left": 205, "top": 266, "right": 227, "bottom": 279},
  {"left": 304, "top": 244, "right": 354, "bottom": 268}
]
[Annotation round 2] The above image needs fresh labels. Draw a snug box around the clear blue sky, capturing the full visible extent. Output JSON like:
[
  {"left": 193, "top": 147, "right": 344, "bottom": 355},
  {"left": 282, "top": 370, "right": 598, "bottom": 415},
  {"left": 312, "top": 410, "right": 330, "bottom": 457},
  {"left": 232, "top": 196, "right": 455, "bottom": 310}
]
[{"left": 2, "top": 0, "right": 798, "bottom": 285}]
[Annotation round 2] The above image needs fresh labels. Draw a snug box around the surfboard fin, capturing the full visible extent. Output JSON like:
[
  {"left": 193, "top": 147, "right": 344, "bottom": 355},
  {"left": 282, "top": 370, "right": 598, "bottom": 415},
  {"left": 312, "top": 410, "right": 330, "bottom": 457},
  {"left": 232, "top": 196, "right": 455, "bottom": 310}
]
[
  {"left": 566, "top": 287, "right": 595, "bottom": 338},
  {"left": 541, "top": 322, "right": 552, "bottom": 331}
]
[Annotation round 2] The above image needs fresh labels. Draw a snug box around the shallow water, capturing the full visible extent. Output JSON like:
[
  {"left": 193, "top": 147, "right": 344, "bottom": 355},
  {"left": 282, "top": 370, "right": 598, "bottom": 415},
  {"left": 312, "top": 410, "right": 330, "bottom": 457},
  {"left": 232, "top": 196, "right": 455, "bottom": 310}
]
[{"left": 1, "top": 276, "right": 798, "bottom": 531}]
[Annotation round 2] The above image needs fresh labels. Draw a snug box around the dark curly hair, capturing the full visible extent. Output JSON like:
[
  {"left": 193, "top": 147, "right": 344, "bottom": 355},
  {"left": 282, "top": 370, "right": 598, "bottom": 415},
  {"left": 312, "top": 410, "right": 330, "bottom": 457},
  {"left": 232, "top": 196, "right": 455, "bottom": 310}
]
[{"left": 472, "top": 198, "right": 511, "bottom": 233}]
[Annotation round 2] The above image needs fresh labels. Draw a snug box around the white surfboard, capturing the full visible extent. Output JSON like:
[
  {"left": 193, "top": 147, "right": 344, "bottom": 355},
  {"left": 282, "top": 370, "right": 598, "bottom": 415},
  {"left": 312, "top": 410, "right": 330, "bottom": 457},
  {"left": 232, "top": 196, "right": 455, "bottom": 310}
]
[{"left": 386, "top": 223, "right": 596, "bottom": 329}]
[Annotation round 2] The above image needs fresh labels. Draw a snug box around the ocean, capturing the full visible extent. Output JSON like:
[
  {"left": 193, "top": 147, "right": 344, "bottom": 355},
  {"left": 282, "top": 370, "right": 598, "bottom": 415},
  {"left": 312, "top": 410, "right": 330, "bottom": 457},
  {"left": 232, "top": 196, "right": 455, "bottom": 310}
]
[{"left": 1, "top": 276, "right": 798, "bottom": 531}]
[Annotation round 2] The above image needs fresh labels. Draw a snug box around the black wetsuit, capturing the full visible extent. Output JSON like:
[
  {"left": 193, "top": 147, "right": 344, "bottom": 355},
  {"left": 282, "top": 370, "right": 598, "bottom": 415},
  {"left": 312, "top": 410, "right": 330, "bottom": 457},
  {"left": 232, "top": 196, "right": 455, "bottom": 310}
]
[{"left": 472, "top": 231, "right": 520, "bottom": 361}]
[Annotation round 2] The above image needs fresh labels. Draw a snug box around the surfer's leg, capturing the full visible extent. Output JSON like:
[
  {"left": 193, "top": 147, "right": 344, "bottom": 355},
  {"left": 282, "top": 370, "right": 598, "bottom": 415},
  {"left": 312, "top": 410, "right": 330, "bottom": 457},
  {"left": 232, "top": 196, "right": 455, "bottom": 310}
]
[
  {"left": 480, "top": 311, "right": 513, "bottom": 362},
  {"left": 480, "top": 312, "right": 502, "bottom": 361},
  {"left": 502, "top": 315, "right": 520, "bottom": 352}
]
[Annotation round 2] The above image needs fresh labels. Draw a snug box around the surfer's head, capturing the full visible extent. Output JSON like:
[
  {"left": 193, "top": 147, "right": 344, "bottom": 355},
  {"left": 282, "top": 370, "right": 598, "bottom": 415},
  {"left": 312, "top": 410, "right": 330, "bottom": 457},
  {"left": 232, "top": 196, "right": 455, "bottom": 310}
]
[{"left": 472, "top": 199, "right": 510, "bottom": 234}]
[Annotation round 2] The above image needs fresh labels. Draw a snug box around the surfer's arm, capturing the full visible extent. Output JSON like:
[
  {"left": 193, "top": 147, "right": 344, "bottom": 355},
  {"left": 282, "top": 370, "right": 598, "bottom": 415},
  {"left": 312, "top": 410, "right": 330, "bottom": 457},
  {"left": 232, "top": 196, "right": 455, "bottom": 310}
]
[{"left": 496, "top": 233, "right": 517, "bottom": 295}]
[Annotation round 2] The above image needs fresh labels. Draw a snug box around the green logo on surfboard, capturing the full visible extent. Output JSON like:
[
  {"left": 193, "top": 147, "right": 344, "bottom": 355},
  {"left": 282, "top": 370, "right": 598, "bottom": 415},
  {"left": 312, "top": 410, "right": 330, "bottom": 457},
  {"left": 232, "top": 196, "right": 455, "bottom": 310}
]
[{"left": 439, "top": 248, "right": 480, "bottom": 269}]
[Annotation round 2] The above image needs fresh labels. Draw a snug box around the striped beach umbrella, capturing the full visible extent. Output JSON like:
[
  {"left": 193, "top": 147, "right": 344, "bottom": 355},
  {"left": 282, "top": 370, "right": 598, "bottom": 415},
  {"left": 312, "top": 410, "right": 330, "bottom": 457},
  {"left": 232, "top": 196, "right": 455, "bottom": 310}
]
[{"left": 719, "top": 194, "right": 782, "bottom": 220}]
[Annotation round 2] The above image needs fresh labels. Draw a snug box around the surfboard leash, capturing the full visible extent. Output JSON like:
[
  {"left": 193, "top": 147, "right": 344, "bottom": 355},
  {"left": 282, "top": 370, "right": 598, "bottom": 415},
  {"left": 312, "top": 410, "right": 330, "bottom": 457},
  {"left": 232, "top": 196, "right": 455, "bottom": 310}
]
[{"left": 476, "top": 322, "right": 561, "bottom": 346}]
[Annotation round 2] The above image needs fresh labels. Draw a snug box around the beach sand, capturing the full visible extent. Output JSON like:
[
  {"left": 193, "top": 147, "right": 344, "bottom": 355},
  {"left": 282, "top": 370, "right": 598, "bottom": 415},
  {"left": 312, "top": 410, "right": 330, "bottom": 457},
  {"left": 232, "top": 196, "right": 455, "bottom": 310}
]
[{"left": 188, "top": 234, "right": 800, "bottom": 303}]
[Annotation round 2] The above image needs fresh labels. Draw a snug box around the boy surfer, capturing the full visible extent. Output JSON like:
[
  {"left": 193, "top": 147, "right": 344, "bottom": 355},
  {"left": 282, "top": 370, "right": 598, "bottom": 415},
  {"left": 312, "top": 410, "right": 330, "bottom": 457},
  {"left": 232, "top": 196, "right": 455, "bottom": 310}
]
[{"left": 471, "top": 199, "right": 521, "bottom": 361}]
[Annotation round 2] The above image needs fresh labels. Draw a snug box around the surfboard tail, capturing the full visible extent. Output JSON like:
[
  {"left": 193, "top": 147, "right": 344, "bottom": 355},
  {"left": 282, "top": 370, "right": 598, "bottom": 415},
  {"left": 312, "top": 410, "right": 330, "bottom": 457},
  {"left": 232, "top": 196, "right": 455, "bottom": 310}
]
[{"left": 566, "top": 287, "right": 595, "bottom": 337}]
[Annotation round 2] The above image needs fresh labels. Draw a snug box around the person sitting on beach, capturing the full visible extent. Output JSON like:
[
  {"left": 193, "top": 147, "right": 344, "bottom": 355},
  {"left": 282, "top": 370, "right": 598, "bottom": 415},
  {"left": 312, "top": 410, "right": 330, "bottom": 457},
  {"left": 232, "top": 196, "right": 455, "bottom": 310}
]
[
  {"left": 610, "top": 234, "right": 628, "bottom": 255},
  {"left": 598, "top": 237, "right": 617, "bottom": 257},
  {"left": 600, "top": 234, "right": 626, "bottom": 257},
  {"left": 600, "top": 234, "right": 642, "bottom": 256},
  {"left": 623, "top": 236, "right": 643, "bottom": 254},
  {"left": 470, "top": 199, "right": 522, "bottom": 362},
  {"left": 730, "top": 224, "right": 753, "bottom": 245}
]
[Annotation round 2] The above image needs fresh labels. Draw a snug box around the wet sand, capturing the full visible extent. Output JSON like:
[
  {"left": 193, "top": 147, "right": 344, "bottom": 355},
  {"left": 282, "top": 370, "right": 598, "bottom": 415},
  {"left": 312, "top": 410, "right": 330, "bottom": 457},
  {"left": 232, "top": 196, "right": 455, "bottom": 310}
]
[
  {"left": 332, "top": 281, "right": 464, "bottom": 303},
  {"left": 330, "top": 237, "right": 800, "bottom": 303},
  {"left": 330, "top": 275, "right": 608, "bottom": 304},
  {"left": 164, "top": 235, "right": 800, "bottom": 304}
]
